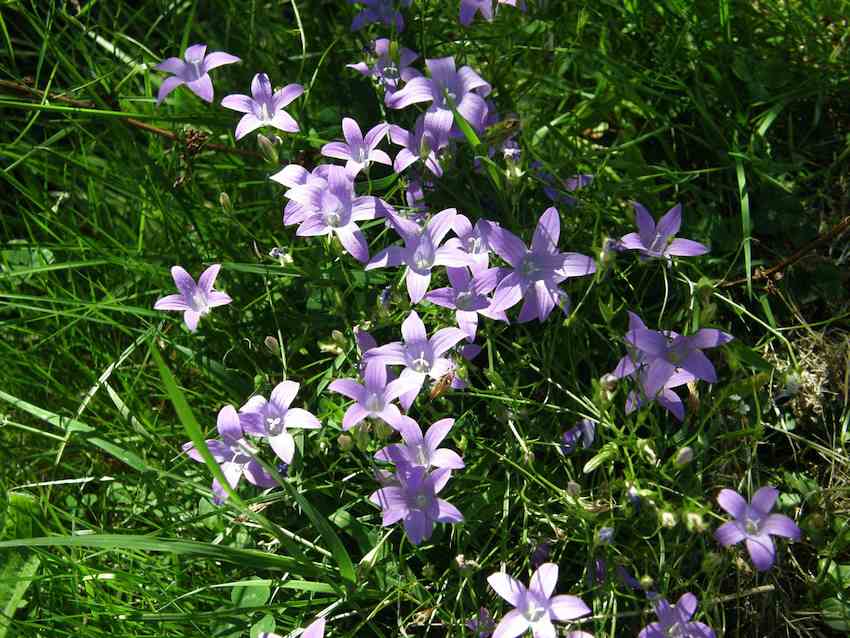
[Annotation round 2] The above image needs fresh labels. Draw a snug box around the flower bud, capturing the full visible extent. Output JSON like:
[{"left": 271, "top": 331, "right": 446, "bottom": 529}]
[
  {"left": 636, "top": 438, "right": 657, "bottom": 465},
  {"left": 685, "top": 512, "right": 706, "bottom": 533},
  {"left": 597, "top": 527, "right": 614, "bottom": 545},
  {"left": 639, "top": 575, "right": 655, "bottom": 591},
  {"left": 257, "top": 133, "right": 278, "bottom": 164},
  {"left": 219, "top": 191, "right": 233, "bottom": 213},
  {"left": 673, "top": 446, "right": 694, "bottom": 468},
  {"left": 600, "top": 373, "right": 618, "bottom": 392},
  {"left": 331, "top": 329, "right": 347, "bottom": 347},
  {"left": 566, "top": 481, "right": 581, "bottom": 497},
  {"left": 264, "top": 335, "right": 280, "bottom": 354},
  {"left": 337, "top": 433, "right": 354, "bottom": 452},
  {"left": 659, "top": 510, "right": 677, "bottom": 528}
]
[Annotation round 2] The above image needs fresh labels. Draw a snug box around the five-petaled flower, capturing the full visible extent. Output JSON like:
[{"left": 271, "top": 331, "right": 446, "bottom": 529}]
[
  {"left": 221, "top": 73, "right": 303, "bottom": 140},
  {"left": 321, "top": 118, "right": 392, "bottom": 176},
  {"left": 375, "top": 416, "right": 465, "bottom": 471},
  {"left": 365, "top": 310, "right": 468, "bottom": 409},
  {"left": 389, "top": 109, "right": 454, "bottom": 178},
  {"left": 425, "top": 266, "right": 507, "bottom": 343},
  {"left": 638, "top": 593, "right": 715, "bottom": 638},
  {"left": 154, "top": 43, "right": 240, "bottom": 105},
  {"left": 154, "top": 264, "right": 232, "bottom": 332},
  {"left": 487, "top": 207, "right": 596, "bottom": 322},
  {"left": 347, "top": 38, "right": 420, "bottom": 93},
  {"left": 240, "top": 381, "right": 321, "bottom": 465},
  {"left": 618, "top": 202, "right": 709, "bottom": 261},
  {"left": 367, "top": 208, "right": 473, "bottom": 303},
  {"left": 487, "top": 562, "right": 591, "bottom": 638},
  {"left": 369, "top": 466, "right": 464, "bottom": 545},
  {"left": 714, "top": 486, "right": 801, "bottom": 571},
  {"left": 182, "top": 405, "right": 275, "bottom": 504},
  {"left": 328, "top": 358, "right": 417, "bottom": 430}
]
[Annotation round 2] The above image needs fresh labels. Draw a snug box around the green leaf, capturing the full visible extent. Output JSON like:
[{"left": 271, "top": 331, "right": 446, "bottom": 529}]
[
  {"left": 231, "top": 577, "right": 271, "bottom": 608},
  {"left": 0, "top": 551, "right": 40, "bottom": 638},
  {"left": 250, "top": 614, "right": 276, "bottom": 638},
  {"left": 822, "top": 596, "right": 850, "bottom": 631}
]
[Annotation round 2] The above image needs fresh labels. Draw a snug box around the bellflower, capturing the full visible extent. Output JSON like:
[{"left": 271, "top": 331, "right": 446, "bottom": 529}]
[
  {"left": 321, "top": 118, "right": 391, "bottom": 176},
  {"left": 531, "top": 166, "right": 593, "bottom": 208},
  {"left": 460, "top": 0, "right": 494, "bottom": 25},
  {"left": 386, "top": 56, "right": 492, "bottom": 133},
  {"left": 154, "top": 43, "right": 240, "bottom": 105},
  {"left": 260, "top": 617, "right": 325, "bottom": 638},
  {"left": 182, "top": 405, "right": 275, "bottom": 504},
  {"left": 270, "top": 164, "right": 330, "bottom": 226},
  {"left": 221, "top": 73, "right": 303, "bottom": 140},
  {"left": 561, "top": 419, "right": 596, "bottom": 455},
  {"left": 714, "top": 486, "right": 801, "bottom": 571},
  {"left": 367, "top": 208, "right": 473, "bottom": 303},
  {"left": 375, "top": 416, "right": 465, "bottom": 470},
  {"left": 350, "top": 0, "right": 411, "bottom": 32},
  {"left": 154, "top": 264, "right": 232, "bottom": 332},
  {"left": 425, "top": 266, "right": 507, "bottom": 342},
  {"left": 365, "top": 310, "right": 468, "bottom": 409},
  {"left": 369, "top": 466, "right": 463, "bottom": 545},
  {"left": 347, "top": 38, "right": 420, "bottom": 93},
  {"left": 328, "top": 358, "right": 416, "bottom": 430},
  {"left": 619, "top": 202, "right": 709, "bottom": 260},
  {"left": 445, "top": 214, "right": 494, "bottom": 274},
  {"left": 487, "top": 563, "right": 591, "bottom": 638},
  {"left": 285, "top": 165, "right": 390, "bottom": 263},
  {"left": 638, "top": 593, "right": 715, "bottom": 638},
  {"left": 389, "top": 109, "right": 454, "bottom": 178},
  {"left": 487, "top": 207, "right": 596, "bottom": 322},
  {"left": 467, "top": 608, "right": 496, "bottom": 637},
  {"left": 240, "top": 381, "right": 321, "bottom": 465}
]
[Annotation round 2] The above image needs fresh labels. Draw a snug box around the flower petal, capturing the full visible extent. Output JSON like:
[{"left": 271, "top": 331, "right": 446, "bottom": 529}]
[
  {"left": 154, "top": 294, "right": 189, "bottom": 311},
  {"left": 761, "top": 514, "right": 801, "bottom": 541},
  {"left": 487, "top": 572, "right": 527, "bottom": 607},
  {"left": 269, "top": 432, "right": 296, "bottom": 465},
  {"left": 492, "top": 609, "right": 530, "bottom": 638},
  {"left": 746, "top": 534, "right": 776, "bottom": 571},
  {"left": 717, "top": 488, "right": 748, "bottom": 518},
  {"left": 751, "top": 485, "right": 779, "bottom": 514},
  {"left": 529, "top": 562, "right": 558, "bottom": 598},
  {"left": 548, "top": 595, "right": 591, "bottom": 621}
]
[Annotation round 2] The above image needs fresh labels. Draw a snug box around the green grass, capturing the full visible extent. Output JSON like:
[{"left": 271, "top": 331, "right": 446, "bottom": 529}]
[{"left": 2, "top": 0, "right": 850, "bottom": 636}]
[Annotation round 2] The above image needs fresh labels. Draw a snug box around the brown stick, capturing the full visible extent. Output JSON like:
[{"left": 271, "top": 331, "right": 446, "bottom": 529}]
[
  {"left": 0, "top": 78, "right": 261, "bottom": 158},
  {"left": 721, "top": 215, "right": 850, "bottom": 287}
]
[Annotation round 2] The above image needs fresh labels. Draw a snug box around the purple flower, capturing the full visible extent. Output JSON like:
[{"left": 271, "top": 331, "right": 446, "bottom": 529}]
[
  {"left": 239, "top": 381, "right": 321, "bottom": 465},
  {"left": 714, "top": 486, "right": 801, "bottom": 571},
  {"left": 467, "top": 607, "right": 497, "bottom": 637},
  {"left": 487, "top": 207, "right": 596, "bottom": 322},
  {"left": 366, "top": 208, "right": 473, "bottom": 303},
  {"left": 389, "top": 109, "right": 454, "bottom": 178},
  {"left": 445, "top": 214, "right": 495, "bottom": 274},
  {"left": 619, "top": 202, "right": 709, "bottom": 260},
  {"left": 613, "top": 314, "right": 733, "bottom": 420},
  {"left": 270, "top": 164, "right": 330, "bottom": 226},
  {"left": 375, "top": 416, "right": 465, "bottom": 470},
  {"left": 182, "top": 405, "right": 275, "bottom": 504},
  {"left": 260, "top": 617, "right": 325, "bottom": 638},
  {"left": 369, "top": 466, "right": 464, "bottom": 545},
  {"left": 153, "top": 264, "right": 232, "bottom": 332},
  {"left": 425, "top": 266, "right": 507, "bottom": 342},
  {"left": 530, "top": 164, "right": 593, "bottom": 207},
  {"left": 487, "top": 563, "right": 591, "bottom": 638},
  {"left": 154, "top": 43, "right": 240, "bottom": 105},
  {"left": 386, "top": 56, "right": 492, "bottom": 133},
  {"left": 284, "top": 165, "right": 390, "bottom": 263},
  {"left": 530, "top": 541, "right": 551, "bottom": 570},
  {"left": 561, "top": 419, "right": 596, "bottom": 455},
  {"left": 328, "top": 358, "right": 417, "bottom": 431},
  {"left": 364, "top": 310, "right": 468, "bottom": 409},
  {"left": 460, "top": 0, "right": 494, "bottom": 25},
  {"left": 321, "top": 118, "right": 391, "bottom": 177},
  {"left": 638, "top": 593, "right": 715, "bottom": 638},
  {"left": 220, "top": 73, "right": 303, "bottom": 140},
  {"left": 350, "top": 0, "right": 412, "bottom": 32},
  {"left": 347, "top": 38, "right": 420, "bottom": 93}
]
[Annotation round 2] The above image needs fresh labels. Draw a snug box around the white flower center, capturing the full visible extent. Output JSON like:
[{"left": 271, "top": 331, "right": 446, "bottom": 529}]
[
  {"left": 414, "top": 444, "right": 429, "bottom": 466},
  {"left": 666, "top": 622, "right": 685, "bottom": 638},
  {"left": 382, "top": 63, "right": 400, "bottom": 81},
  {"left": 354, "top": 145, "right": 369, "bottom": 164},
  {"left": 324, "top": 195, "right": 344, "bottom": 228},
  {"left": 745, "top": 517, "right": 761, "bottom": 535},
  {"left": 466, "top": 236, "right": 483, "bottom": 254},
  {"left": 522, "top": 598, "right": 546, "bottom": 623},
  {"left": 190, "top": 290, "right": 210, "bottom": 314},
  {"left": 411, "top": 240, "right": 435, "bottom": 272},
  {"left": 187, "top": 59, "right": 204, "bottom": 81},
  {"left": 258, "top": 103, "right": 272, "bottom": 123},
  {"left": 364, "top": 393, "right": 384, "bottom": 414},
  {"left": 520, "top": 254, "right": 542, "bottom": 280},
  {"left": 266, "top": 415, "right": 285, "bottom": 436},
  {"left": 413, "top": 493, "right": 429, "bottom": 509}
]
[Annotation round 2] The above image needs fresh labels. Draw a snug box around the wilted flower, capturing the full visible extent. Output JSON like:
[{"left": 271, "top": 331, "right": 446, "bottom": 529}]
[
  {"left": 487, "top": 207, "right": 596, "bottom": 322},
  {"left": 487, "top": 563, "right": 591, "bottom": 638},
  {"left": 240, "top": 381, "right": 321, "bottom": 465},
  {"left": 321, "top": 118, "right": 392, "bottom": 176},
  {"left": 369, "top": 466, "right": 464, "bottom": 545},
  {"left": 221, "top": 73, "right": 303, "bottom": 140},
  {"left": 638, "top": 593, "right": 715, "bottom": 638},
  {"left": 714, "top": 486, "right": 801, "bottom": 571},
  {"left": 154, "top": 264, "right": 232, "bottom": 332},
  {"left": 154, "top": 43, "right": 240, "bottom": 104},
  {"left": 618, "top": 202, "right": 709, "bottom": 261},
  {"left": 364, "top": 310, "right": 468, "bottom": 409},
  {"left": 561, "top": 419, "right": 596, "bottom": 455},
  {"left": 182, "top": 405, "right": 275, "bottom": 503}
]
